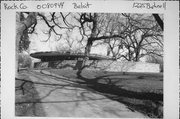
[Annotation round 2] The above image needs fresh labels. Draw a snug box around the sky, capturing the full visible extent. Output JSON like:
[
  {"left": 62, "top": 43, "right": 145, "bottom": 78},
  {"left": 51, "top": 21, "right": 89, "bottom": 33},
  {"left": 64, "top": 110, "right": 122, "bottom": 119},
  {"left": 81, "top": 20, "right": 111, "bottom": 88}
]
[
  {"left": 27, "top": 12, "right": 163, "bottom": 62},
  {"left": 29, "top": 12, "right": 109, "bottom": 55}
]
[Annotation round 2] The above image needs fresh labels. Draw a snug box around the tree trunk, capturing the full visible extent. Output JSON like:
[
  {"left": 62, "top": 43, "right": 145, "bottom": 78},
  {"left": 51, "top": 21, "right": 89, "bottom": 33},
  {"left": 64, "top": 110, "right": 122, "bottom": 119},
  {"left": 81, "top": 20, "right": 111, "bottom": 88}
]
[
  {"left": 16, "top": 16, "right": 26, "bottom": 77},
  {"left": 134, "top": 48, "right": 140, "bottom": 62},
  {"left": 128, "top": 47, "right": 132, "bottom": 61},
  {"left": 85, "top": 13, "right": 98, "bottom": 56},
  {"left": 153, "top": 14, "right": 163, "bottom": 31},
  {"left": 85, "top": 40, "right": 93, "bottom": 57},
  {"left": 107, "top": 46, "right": 111, "bottom": 56},
  {"left": 84, "top": 13, "right": 98, "bottom": 64},
  {"left": 16, "top": 13, "right": 37, "bottom": 77},
  {"left": 77, "top": 13, "right": 98, "bottom": 76}
]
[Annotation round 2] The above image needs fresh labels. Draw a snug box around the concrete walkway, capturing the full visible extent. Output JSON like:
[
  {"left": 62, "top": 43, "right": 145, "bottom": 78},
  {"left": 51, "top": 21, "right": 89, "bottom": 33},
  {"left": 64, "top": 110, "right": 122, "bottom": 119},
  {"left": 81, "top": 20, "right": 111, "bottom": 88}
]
[{"left": 16, "top": 70, "right": 148, "bottom": 118}]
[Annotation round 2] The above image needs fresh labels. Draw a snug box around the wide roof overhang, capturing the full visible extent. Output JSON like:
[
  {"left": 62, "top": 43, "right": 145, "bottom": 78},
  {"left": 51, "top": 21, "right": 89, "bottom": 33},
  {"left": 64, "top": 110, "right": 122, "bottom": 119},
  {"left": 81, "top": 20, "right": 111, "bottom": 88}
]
[{"left": 30, "top": 51, "right": 113, "bottom": 61}]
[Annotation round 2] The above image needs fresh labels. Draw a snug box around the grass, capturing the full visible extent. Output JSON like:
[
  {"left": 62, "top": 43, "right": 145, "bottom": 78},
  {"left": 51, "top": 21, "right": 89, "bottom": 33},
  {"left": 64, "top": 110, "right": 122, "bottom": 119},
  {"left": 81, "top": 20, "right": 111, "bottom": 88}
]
[
  {"left": 47, "top": 68, "right": 163, "bottom": 118},
  {"left": 16, "top": 68, "right": 163, "bottom": 118}
]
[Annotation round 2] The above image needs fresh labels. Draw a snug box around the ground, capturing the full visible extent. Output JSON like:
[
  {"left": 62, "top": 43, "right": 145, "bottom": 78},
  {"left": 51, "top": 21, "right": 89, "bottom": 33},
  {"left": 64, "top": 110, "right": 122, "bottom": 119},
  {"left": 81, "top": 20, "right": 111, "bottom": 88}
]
[{"left": 15, "top": 68, "right": 163, "bottom": 118}]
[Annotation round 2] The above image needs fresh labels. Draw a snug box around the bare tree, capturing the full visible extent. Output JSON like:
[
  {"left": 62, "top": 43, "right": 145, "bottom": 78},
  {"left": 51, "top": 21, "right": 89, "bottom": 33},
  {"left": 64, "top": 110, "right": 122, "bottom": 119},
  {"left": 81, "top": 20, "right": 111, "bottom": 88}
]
[
  {"left": 104, "top": 13, "right": 163, "bottom": 62},
  {"left": 16, "top": 12, "right": 163, "bottom": 77},
  {"left": 55, "top": 30, "right": 84, "bottom": 53},
  {"left": 16, "top": 12, "right": 68, "bottom": 75},
  {"left": 16, "top": 12, "right": 37, "bottom": 76},
  {"left": 70, "top": 13, "right": 129, "bottom": 75}
]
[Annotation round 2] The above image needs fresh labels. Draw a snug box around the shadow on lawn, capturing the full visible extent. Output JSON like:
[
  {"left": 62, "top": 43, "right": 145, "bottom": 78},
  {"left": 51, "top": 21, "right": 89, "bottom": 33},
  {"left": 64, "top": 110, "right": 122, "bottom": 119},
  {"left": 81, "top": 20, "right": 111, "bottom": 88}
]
[
  {"left": 15, "top": 77, "right": 46, "bottom": 116},
  {"left": 40, "top": 68, "right": 163, "bottom": 118},
  {"left": 15, "top": 73, "right": 111, "bottom": 117},
  {"left": 76, "top": 71, "right": 163, "bottom": 118},
  {"left": 15, "top": 69, "right": 163, "bottom": 118}
]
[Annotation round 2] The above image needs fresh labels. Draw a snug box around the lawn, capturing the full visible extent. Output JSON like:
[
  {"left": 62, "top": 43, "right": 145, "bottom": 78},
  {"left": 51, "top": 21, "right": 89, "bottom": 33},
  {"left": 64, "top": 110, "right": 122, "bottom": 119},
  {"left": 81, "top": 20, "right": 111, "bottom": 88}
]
[
  {"left": 16, "top": 68, "right": 163, "bottom": 118},
  {"left": 46, "top": 68, "right": 163, "bottom": 118}
]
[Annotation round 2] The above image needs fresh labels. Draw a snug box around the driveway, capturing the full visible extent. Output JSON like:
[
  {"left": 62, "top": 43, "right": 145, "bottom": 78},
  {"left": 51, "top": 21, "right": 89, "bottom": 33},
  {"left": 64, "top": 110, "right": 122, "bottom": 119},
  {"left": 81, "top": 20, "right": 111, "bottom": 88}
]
[{"left": 15, "top": 70, "right": 148, "bottom": 118}]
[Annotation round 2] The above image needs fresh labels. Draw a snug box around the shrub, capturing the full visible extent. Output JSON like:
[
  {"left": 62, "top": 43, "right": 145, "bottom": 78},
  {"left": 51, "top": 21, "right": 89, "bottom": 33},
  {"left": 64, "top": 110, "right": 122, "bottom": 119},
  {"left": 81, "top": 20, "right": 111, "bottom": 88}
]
[
  {"left": 146, "top": 55, "right": 163, "bottom": 72},
  {"left": 18, "top": 53, "right": 32, "bottom": 68}
]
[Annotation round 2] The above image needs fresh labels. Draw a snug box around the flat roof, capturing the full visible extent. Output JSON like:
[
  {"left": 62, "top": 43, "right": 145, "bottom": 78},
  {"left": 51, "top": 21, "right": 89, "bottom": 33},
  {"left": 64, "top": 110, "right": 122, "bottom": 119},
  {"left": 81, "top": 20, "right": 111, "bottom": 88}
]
[{"left": 30, "top": 51, "right": 113, "bottom": 61}]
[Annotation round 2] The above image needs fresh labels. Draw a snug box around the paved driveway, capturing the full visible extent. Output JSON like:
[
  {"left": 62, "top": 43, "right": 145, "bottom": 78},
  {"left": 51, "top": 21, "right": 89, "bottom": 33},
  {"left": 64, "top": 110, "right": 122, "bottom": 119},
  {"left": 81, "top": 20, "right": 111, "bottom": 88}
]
[{"left": 15, "top": 70, "right": 147, "bottom": 118}]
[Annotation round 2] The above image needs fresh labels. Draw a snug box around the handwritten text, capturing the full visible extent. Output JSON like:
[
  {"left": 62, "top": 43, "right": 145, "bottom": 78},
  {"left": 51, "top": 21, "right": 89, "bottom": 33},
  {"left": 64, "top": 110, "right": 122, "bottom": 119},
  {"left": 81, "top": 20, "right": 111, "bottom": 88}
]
[
  {"left": 3, "top": 3, "right": 27, "bottom": 10},
  {"left": 36, "top": 2, "right": 64, "bottom": 9},
  {"left": 72, "top": 2, "right": 92, "bottom": 9},
  {"left": 133, "top": 2, "right": 166, "bottom": 10}
]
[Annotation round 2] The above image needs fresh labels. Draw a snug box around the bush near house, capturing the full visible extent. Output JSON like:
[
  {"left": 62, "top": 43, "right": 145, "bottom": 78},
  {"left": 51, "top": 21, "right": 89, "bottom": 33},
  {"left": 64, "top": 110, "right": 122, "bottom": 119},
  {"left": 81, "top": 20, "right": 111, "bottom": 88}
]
[
  {"left": 146, "top": 56, "right": 163, "bottom": 72},
  {"left": 18, "top": 53, "right": 32, "bottom": 69}
]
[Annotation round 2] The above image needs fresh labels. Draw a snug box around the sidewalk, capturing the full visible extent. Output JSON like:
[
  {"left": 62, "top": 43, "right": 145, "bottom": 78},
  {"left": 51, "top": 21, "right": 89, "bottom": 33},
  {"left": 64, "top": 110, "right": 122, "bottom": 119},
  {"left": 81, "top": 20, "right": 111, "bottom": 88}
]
[{"left": 16, "top": 70, "right": 148, "bottom": 118}]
